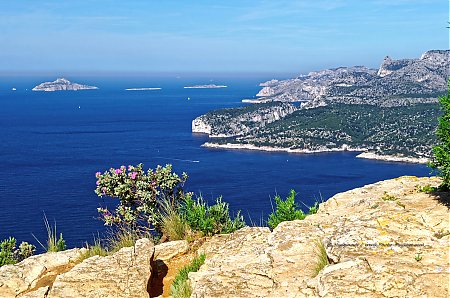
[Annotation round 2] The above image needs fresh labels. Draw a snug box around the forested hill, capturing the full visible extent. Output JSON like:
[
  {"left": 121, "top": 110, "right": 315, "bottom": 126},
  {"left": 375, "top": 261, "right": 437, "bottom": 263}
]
[{"left": 198, "top": 103, "right": 439, "bottom": 159}]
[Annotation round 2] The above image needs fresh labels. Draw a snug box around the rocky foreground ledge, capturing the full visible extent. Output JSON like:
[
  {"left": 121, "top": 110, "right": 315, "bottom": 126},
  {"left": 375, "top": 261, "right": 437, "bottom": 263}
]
[{"left": 1, "top": 176, "right": 448, "bottom": 297}]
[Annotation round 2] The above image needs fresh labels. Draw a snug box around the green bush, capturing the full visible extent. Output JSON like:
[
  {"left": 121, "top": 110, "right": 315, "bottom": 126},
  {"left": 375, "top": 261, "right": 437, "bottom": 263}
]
[
  {"left": 0, "top": 237, "right": 17, "bottom": 266},
  {"left": 417, "top": 184, "right": 437, "bottom": 193},
  {"left": 95, "top": 164, "right": 189, "bottom": 234},
  {"left": 430, "top": 79, "right": 450, "bottom": 190},
  {"left": 268, "top": 190, "right": 319, "bottom": 229},
  {"left": 0, "top": 237, "right": 36, "bottom": 267},
  {"left": 182, "top": 195, "right": 245, "bottom": 236},
  {"left": 381, "top": 192, "right": 400, "bottom": 201},
  {"left": 170, "top": 253, "right": 206, "bottom": 298},
  {"left": 308, "top": 202, "right": 319, "bottom": 215}
]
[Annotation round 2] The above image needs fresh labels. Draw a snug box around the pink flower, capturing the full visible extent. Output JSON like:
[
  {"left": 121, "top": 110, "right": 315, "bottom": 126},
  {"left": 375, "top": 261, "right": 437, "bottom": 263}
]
[
  {"left": 121, "top": 165, "right": 126, "bottom": 170},
  {"left": 96, "top": 180, "right": 100, "bottom": 185},
  {"left": 115, "top": 169, "right": 122, "bottom": 174},
  {"left": 95, "top": 171, "right": 101, "bottom": 177},
  {"left": 128, "top": 165, "right": 133, "bottom": 171},
  {"left": 102, "top": 187, "right": 107, "bottom": 194},
  {"left": 130, "top": 172, "right": 137, "bottom": 179}
]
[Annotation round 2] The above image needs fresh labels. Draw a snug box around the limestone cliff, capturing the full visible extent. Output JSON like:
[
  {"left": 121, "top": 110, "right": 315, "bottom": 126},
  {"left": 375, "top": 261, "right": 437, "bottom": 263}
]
[
  {"left": 251, "top": 50, "right": 449, "bottom": 107},
  {"left": 192, "top": 102, "right": 297, "bottom": 137}
]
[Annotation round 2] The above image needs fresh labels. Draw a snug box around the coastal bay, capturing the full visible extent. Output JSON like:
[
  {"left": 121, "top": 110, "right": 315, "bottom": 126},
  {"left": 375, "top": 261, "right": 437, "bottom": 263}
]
[{"left": 0, "top": 76, "right": 431, "bottom": 247}]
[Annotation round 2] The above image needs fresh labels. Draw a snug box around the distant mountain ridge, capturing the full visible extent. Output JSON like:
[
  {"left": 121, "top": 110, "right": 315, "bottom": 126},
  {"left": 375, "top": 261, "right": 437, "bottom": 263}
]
[{"left": 247, "top": 50, "right": 449, "bottom": 108}]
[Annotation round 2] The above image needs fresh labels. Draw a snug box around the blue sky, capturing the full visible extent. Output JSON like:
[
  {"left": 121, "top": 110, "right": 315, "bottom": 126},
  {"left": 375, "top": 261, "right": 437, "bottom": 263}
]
[{"left": 0, "top": 0, "right": 448, "bottom": 74}]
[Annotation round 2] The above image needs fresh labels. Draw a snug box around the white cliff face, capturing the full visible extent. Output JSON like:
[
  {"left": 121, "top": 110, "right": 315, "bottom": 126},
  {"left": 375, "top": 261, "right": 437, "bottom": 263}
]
[
  {"left": 192, "top": 117, "right": 212, "bottom": 134},
  {"left": 256, "top": 86, "right": 275, "bottom": 97},
  {"left": 32, "top": 78, "right": 98, "bottom": 91},
  {"left": 377, "top": 56, "right": 394, "bottom": 77},
  {"left": 191, "top": 103, "right": 297, "bottom": 138}
]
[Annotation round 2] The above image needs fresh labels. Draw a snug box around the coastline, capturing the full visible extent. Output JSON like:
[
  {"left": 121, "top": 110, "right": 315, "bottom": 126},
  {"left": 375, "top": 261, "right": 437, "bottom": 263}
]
[
  {"left": 202, "top": 142, "right": 366, "bottom": 154},
  {"left": 356, "top": 152, "right": 429, "bottom": 164},
  {"left": 242, "top": 98, "right": 271, "bottom": 103},
  {"left": 202, "top": 142, "right": 428, "bottom": 164}
]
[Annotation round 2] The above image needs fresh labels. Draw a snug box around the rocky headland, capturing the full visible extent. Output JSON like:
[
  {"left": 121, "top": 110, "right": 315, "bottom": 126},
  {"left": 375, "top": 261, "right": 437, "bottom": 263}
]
[
  {"left": 192, "top": 102, "right": 297, "bottom": 137},
  {"left": 194, "top": 103, "right": 438, "bottom": 162},
  {"left": 32, "top": 78, "right": 98, "bottom": 92},
  {"left": 192, "top": 50, "right": 447, "bottom": 162},
  {"left": 1, "top": 176, "right": 448, "bottom": 297}
]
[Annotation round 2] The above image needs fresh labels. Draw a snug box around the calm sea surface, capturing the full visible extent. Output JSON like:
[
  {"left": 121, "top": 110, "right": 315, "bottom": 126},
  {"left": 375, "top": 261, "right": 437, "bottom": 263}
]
[{"left": 0, "top": 75, "right": 430, "bottom": 248}]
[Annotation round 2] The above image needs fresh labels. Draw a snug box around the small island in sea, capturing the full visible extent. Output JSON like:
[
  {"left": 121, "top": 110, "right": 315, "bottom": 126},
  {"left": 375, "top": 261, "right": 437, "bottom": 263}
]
[
  {"left": 32, "top": 78, "right": 98, "bottom": 92},
  {"left": 184, "top": 84, "right": 227, "bottom": 89},
  {"left": 125, "top": 87, "right": 162, "bottom": 91}
]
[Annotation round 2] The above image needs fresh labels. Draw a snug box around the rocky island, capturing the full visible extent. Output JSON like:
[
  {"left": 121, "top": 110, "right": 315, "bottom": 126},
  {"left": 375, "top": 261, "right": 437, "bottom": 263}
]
[
  {"left": 184, "top": 84, "right": 227, "bottom": 89},
  {"left": 125, "top": 87, "right": 162, "bottom": 91},
  {"left": 32, "top": 78, "right": 98, "bottom": 92},
  {"left": 193, "top": 50, "right": 448, "bottom": 163}
]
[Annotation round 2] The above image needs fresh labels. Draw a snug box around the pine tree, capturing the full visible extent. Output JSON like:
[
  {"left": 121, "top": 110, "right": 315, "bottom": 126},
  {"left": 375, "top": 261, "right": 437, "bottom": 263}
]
[{"left": 430, "top": 79, "right": 450, "bottom": 190}]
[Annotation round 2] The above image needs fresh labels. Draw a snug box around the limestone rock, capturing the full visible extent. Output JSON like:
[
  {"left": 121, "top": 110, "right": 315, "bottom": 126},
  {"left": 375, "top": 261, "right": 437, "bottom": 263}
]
[
  {"left": 21, "top": 286, "right": 49, "bottom": 298},
  {"left": 190, "top": 227, "right": 273, "bottom": 298},
  {"left": 192, "top": 117, "right": 212, "bottom": 134},
  {"left": 154, "top": 240, "right": 189, "bottom": 261},
  {"left": 189, "top": 176, "right": 449, "bottom": 298},
  {"left": 48, "top": 238, "right": 154, "bottom": 298},
  {"left": 256, "top": 86, "right": 275, "bottom": 97},
  {"left": 0, "top": 248, "right": 84, "bottom": 297},
  {"left": 191, "top": 102, "right": 297, "bottom": 137}
]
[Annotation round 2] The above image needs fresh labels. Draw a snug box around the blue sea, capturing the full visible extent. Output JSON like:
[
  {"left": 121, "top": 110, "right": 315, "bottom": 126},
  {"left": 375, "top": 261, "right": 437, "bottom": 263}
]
[{"left": 0, "top": 74, "right": 430, "bottom": 249}]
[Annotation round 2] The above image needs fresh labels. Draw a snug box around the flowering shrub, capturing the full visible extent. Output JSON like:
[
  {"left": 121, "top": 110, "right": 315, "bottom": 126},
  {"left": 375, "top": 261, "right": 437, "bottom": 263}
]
[{"left": 95, "top": 163, "right": 189, "bottom": 233}]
